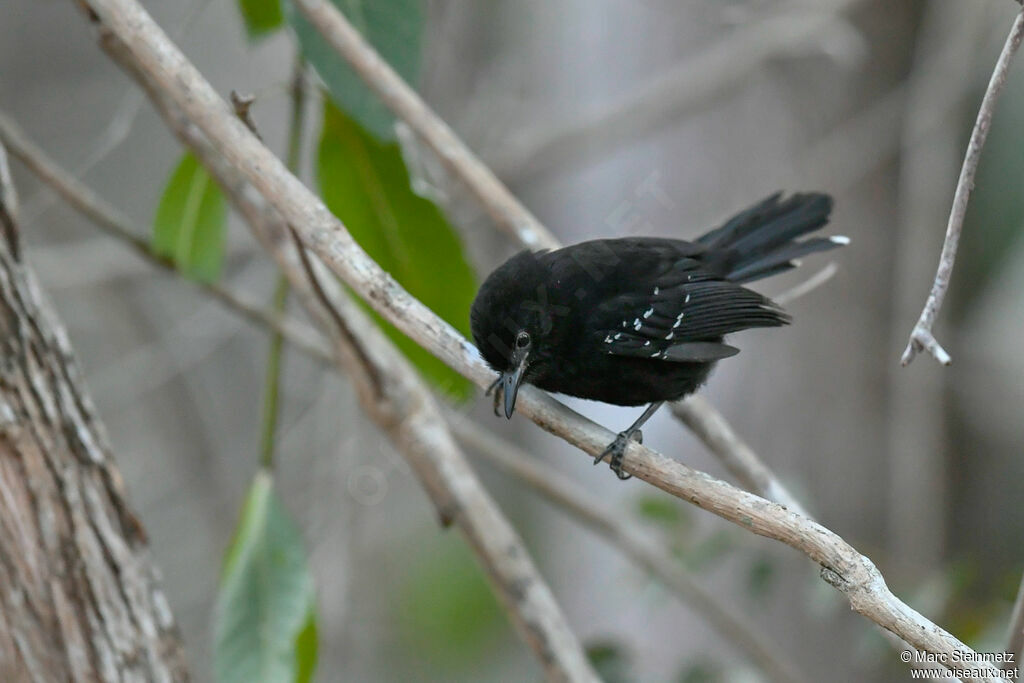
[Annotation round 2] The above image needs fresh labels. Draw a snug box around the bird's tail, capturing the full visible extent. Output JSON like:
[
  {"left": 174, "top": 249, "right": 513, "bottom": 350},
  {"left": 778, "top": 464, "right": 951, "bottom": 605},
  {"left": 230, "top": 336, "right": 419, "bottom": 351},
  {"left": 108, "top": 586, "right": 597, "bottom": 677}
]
[{"left": 696, "top": 192, "right": 845, "bottom": 283}]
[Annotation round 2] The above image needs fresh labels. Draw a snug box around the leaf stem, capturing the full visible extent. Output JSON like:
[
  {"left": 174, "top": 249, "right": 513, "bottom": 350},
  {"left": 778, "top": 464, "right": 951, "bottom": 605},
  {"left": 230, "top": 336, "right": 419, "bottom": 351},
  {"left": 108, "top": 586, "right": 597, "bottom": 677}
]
[
  {"left": 259, "top": 273, "right": 290, "bottom": 469},
  {"left": 258, "top": 55, "right": 308, "bottom": 470}
]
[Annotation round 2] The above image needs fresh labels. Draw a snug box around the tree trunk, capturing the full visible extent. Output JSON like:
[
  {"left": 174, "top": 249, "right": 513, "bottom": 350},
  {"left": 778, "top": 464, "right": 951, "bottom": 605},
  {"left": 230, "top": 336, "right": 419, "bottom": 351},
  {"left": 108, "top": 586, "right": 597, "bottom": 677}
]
[{"left": 0, "top": 148, "right": 188, "bottom": 681}]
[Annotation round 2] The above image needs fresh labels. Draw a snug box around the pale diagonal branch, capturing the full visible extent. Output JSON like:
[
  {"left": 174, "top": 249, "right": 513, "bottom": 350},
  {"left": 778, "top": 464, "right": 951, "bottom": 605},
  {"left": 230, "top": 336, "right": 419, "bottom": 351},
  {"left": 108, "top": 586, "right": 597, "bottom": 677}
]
[{"left": 901, "top": 7, "right": 1024, "bottom": 367}]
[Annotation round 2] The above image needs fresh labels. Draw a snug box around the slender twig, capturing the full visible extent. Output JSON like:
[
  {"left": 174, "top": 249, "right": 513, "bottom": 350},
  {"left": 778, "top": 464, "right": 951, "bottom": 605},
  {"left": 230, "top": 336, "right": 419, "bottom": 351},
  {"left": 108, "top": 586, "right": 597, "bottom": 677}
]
[
  {"left": 257, "top": 56, "right": 308, "bottom": 470},
  {"left": 0, "top": 109, "right": 332, "bottom": 364},
  {"left": 448, "top": 411, "right": 810, "bottom": 683},
  {"left": 259, "top": 273, "right": 289, "bottom": 470},
  {"left": 901, "top": 7, "right": 1024, "bottom": 367},
  {"left": 91, "top": 21, "right": 598, "bottom": 683},
  {"left": 78, "top": 2, "right": 1010, "bottom": 678}
]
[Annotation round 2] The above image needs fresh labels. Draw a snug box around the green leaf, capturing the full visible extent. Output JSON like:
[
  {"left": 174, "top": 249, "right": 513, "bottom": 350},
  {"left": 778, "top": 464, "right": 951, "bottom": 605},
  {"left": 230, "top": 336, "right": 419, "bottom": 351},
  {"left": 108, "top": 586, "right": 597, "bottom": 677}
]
[
  {"left": 285, "top": 0, "right": 423, "bottom": 140},
  {"left": 237, "top": 0, "right": 284, "bottom": 39},
  {"left": 317, "top": 101, "right": 475, "bottom": 399},
  {"left": 215, "top": 471, "right": 318, "bottom": 683},
  {"left": 153, "top": 152, "right": 227, "bottom": 283}
]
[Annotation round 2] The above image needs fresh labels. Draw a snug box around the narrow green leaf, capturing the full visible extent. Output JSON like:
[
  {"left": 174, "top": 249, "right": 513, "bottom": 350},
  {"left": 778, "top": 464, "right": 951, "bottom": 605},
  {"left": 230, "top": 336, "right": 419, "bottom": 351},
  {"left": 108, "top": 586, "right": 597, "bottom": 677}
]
[
  {"left": 237, "top": 0, "right": 284, "bottom": 39},
  {"left": 153, "top": 152, "right": 227, "bottom": 282},
  {"left": 285, "top": 0, "right": 423, "bottom": 140},
  {"left": 215, "top": 471, "right": 318, "bottom": 683},
  {"left": 317, "top": 101, "right": 475, "bottom": 399}
]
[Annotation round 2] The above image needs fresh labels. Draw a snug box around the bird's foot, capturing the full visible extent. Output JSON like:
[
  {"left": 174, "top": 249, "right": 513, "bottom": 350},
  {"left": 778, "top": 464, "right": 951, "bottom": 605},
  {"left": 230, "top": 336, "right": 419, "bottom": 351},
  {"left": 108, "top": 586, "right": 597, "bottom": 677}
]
[
  {"left": 593, "top": 429, "right": 643, "bottom": 480},
  {"left": 485, "top": 376, "right": 502, "bottom": 417}
]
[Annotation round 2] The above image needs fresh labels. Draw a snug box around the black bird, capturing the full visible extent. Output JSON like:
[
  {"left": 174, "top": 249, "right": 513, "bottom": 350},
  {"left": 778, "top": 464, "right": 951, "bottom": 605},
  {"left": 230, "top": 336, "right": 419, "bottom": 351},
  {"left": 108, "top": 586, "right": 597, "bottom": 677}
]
[{"left": 470, "top": 192, "right": 846, "bottom": 479}]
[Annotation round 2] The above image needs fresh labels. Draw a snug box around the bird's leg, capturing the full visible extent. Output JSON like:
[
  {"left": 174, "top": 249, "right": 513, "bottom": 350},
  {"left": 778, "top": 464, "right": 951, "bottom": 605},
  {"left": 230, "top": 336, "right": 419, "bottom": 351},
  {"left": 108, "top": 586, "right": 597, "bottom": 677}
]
[
  {"left": 594, "top": 401, "right": 664, "bottom": 480},
  {"left": 485, "top": 375, "right": 503, "bottom": 416}
]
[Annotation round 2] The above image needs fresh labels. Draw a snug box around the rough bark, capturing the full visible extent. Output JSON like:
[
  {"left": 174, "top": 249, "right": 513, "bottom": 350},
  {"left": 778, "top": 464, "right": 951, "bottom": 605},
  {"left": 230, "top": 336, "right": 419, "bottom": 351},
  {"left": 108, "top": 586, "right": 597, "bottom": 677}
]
[{"left": 0, "top": 164, "right": 187, "bottom": 681}]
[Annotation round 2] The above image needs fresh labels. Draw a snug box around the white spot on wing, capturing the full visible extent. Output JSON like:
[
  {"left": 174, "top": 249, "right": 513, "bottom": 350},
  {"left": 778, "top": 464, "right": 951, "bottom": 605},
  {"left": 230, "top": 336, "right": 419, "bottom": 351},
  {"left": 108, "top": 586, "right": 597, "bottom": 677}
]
[
  {"left": 633, "top": 319, "right": 642, "bottom": 330},
  {"left": 653, "top": 286, "right": 660, "bottom": 295},
  {"left": 830, "top": 235, "right": 850, "bottom": 245},
  {"left": 643, "top": 307, "right": 654, "bottom": 318}
]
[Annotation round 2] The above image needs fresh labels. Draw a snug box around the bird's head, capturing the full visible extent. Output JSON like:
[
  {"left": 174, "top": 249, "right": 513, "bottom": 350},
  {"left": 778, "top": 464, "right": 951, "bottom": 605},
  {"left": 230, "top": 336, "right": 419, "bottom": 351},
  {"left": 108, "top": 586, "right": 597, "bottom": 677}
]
[{"left": 470, "top": 250, "right": 563, "bottom": 418}]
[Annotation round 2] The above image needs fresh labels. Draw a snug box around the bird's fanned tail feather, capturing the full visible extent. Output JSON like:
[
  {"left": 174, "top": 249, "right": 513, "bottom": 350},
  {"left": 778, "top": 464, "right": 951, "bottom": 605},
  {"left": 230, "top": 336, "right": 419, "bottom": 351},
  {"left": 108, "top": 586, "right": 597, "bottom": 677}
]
[{"left": 696, "top": 193, "right": 842, "bottom": 284}]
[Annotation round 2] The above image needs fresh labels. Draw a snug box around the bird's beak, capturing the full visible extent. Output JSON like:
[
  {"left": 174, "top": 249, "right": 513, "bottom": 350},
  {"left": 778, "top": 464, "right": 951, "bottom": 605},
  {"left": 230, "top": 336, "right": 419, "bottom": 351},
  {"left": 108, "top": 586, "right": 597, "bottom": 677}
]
[{"left": 501, "top": 348, "right": 529, "bottom": 419}]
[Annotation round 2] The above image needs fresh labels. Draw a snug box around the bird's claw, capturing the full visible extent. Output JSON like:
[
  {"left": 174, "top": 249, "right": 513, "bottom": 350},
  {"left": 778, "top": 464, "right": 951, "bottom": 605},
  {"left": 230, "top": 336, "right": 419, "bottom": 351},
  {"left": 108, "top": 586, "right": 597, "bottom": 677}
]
[
  {"left": 485, "top": 376, "right": 502, "bottom": 417},
  {"left": 593, "top": 429, "right": 643, "bottom": 480}
]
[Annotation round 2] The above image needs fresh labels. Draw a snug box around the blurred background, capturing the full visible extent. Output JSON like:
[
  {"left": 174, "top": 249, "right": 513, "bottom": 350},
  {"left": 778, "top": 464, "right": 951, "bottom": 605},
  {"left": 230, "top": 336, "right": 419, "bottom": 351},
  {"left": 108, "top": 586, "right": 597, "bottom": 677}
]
[{"left": 3, "top": 0, "right": 1024, "bottom": 681}]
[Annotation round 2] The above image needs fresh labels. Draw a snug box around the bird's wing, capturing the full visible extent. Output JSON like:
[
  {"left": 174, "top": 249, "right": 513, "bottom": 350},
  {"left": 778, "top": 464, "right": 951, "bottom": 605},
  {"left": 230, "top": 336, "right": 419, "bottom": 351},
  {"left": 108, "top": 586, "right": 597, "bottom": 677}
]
[{"left": 592, "top": 278, "right": 788, "bottom": 362}]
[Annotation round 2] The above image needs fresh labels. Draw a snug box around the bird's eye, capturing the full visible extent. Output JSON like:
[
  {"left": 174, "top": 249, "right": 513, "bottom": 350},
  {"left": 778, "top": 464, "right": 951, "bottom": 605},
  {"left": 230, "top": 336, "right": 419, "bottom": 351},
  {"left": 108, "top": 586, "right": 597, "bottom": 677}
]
[{"left": 515, "top": 332, "right": 531, "bottom": 349}]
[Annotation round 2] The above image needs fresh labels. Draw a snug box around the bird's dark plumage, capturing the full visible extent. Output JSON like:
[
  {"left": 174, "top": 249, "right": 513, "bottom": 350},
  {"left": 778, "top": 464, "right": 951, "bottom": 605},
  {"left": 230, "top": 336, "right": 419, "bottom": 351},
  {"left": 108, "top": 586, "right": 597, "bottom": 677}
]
[{"left": 470, "top": 192, "right": 845, "bottom": 477}]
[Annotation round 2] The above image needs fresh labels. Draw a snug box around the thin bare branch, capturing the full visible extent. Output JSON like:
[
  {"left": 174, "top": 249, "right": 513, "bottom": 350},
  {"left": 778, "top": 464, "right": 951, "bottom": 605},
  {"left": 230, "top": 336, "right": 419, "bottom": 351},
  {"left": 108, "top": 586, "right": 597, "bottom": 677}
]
[
  {"left": 78, "top": 1, "right": 1010, "bottom": 678},
  {"left": 448, "top": 411, "right": 810, "bottom": 683},
  {"left": 901, "top": 7, "right": 1024, "bottom": 367},
  {"left": 0, "top": 109, "right": 332, "bottom": 364}
]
